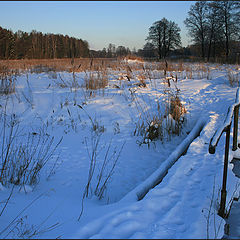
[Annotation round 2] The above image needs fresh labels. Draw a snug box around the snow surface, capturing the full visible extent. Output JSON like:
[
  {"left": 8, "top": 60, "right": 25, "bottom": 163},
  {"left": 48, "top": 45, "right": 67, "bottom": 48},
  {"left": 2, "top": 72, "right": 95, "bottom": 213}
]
[{"left": 0, "top": 61, "right": 240, "bottom": 239}]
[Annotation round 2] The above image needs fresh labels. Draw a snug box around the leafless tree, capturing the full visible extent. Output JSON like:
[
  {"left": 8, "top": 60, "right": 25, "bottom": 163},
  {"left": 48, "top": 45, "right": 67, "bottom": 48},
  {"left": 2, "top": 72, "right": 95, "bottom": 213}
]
[
  {"left": 215, "top": 0, "right": 240, "bottom": 62},
  {"left": 205, "top": 1, "right": 223, "bottom": 61},
  {"left": 184, "top": 1, "right": 208, "bottom": 60},
  {"left": 146, "top": 18, "right": 181, "bottom": 60}
]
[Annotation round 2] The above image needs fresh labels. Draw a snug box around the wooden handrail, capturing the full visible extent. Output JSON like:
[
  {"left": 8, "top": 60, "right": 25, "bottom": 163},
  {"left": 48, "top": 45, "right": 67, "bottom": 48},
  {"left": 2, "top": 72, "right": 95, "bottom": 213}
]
[
  {"left": 209, "top": 88, "right": 240, "bottom": 154},
  {"left": 208, "top": 87, "right": 240, "bottom": 218}
]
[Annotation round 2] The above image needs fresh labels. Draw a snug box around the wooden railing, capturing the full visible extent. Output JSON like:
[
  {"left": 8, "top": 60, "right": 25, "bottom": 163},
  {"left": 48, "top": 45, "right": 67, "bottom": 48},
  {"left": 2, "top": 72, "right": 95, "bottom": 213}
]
[{"left": 209, "top": 87, "right": 240, "bottom": 218}]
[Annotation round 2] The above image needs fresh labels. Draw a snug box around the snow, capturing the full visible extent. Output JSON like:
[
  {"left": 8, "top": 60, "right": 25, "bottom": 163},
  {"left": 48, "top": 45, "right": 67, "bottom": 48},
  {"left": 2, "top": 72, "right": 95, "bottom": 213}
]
[
  {"left": 120, "top": 117, "right": 206, "bottom": 202},
  {"left": 225, "top": 200, "right": 240, "bottom": 238},
  {"left": 124, "top": 58, "right": 144, "bottom": 64},
  {"left": 0, "top": 183, "right": 5, "bottom": 191},
  {"left": 0, "top": 61, "right": 240, "bottom": 239}
]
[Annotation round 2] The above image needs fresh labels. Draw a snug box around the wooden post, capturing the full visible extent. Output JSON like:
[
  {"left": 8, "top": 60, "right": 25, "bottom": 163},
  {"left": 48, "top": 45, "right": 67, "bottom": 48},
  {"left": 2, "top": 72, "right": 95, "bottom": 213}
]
[
  {"left": 233, "top": 105, "right": 239, "bottom": 151},
  {"left": 218, "top": 126, "right": 230, "bottom": 218}
]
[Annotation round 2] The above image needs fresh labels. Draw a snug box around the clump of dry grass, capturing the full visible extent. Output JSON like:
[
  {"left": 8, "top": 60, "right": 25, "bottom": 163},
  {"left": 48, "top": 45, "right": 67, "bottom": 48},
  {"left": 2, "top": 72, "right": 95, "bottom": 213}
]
[
  {"left": 168, "top": 92, "right": 187, "bottom": 135},
  {"left": 177, "top": 61, "right": 184, "bottom": 72},
  {"left": 0, "top": 111, "right": 62, "bottom": 188},
  {"left": 227, "top": 69, "right": 239, "bottom": 87},
  {"left": 0, "top": 66, "right": 17, "bottom": 95},
  {"left": 78, "top": 135, "right": 125, "bottom": 220},
  {"left": 84, "top": 69, "right": 109, "bottom": 90},
  {"left": 134, "top": 88, "right": 187, "bottom": 146},
  {"left": 143, "top": 116, "right": 164, "bottom": 143},
  {"left": 83, "top": 136, "right": 124, "bottom": 200},
  {"left": 195, "top": 63, "right": 211, "bottom": 79},
  {"left": 136, "top": 73, "right": 147, "bottom": 87},
  {"left": 185, "top": 65, "right": 193, "bottom": 79}
]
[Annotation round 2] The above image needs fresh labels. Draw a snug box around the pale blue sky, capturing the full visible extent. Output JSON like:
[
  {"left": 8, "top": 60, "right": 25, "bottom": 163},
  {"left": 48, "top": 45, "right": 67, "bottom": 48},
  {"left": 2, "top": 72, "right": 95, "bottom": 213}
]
[{"left": 0, "top": 1, "right": 195, "bottom": 50}]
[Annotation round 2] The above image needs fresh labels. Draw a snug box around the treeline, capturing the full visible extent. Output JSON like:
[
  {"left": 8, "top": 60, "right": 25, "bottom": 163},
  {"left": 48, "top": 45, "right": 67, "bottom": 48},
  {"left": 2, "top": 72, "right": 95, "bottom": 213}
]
[
  {"left": 184, "top": 1, "right": 240, "bottom": 62},
  {"left": 89, "top": 44, "right": 132, "bottom": 58},
  {"left": 139, "top": 1, "right": 240, "bottom": 62},
  {"left": 0, "top": 26, "right": 89, "bottom": 59}
]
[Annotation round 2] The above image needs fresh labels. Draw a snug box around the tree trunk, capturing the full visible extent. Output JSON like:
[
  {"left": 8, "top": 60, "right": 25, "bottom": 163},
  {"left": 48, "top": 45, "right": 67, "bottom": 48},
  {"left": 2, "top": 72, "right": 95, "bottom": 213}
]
[
  {"left": 224, "top": 7, "right": 229, "bottom": 63},
  {"left": 225, "top": 34, "right": 229, "bottom": 62},
  {"left": 201, "top": 34, "right": 205, "bottom": 60}
]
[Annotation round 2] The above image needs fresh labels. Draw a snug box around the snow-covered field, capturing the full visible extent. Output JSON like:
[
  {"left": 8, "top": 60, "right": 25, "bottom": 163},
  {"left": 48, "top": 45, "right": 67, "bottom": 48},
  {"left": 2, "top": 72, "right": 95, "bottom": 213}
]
[{"left": 0, "top": 59, "right": 240, "bottom": 238}]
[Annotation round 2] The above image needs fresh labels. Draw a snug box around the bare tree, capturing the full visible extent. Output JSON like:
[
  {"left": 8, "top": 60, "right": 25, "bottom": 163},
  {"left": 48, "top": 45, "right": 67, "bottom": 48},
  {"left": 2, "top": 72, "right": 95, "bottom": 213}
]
[
  {"left": 142, "top": 42, "right": 156, "bottom": 58},
  {"left": 184, "top": 1, "right": 208, "bottom": 60},
  {"left": 107, "top": 43, "right": 116, "bottom": 58},
  {"left": 116, "top": 46, "right": 131, "bottom": 57},
  {"left": 205, "top": 1, "right": 224, "bottom": 61},
  {"left": 146, "top": 18, "right": 181, "bottom": 60},
  {"left": 215, "top": 1, "right": 240, "bottom": 62}
]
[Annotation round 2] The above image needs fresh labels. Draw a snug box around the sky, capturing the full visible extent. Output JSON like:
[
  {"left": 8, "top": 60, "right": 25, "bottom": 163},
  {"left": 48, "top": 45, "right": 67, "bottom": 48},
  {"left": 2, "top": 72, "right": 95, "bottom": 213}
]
[{"left": 0, "top": 1, "right": 195, "bottom": 51}]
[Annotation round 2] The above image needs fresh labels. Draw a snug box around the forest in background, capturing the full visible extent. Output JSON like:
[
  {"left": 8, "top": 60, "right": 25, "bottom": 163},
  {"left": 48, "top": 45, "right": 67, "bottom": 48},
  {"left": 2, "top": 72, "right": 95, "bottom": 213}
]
[{"left": 0, "top": 26, "right": 90, "bottom": 59}]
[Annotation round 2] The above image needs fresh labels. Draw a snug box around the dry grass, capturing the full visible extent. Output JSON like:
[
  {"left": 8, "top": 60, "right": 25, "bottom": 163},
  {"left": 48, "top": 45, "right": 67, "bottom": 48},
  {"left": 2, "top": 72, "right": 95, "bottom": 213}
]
[
  {"left": 84, "top": 69, "right": 109, "bottom": 90},
  {"left": 195, "top": 63, "right": 211, "bottom": 79},
  {"left": 177, "top": 61, "right": 184, "bottom": 72},
  {"left": 0, "top": 58, "right": 117, "bottom": 73},
  {"left": 133, "top": 87, "right": 187, "bottom": 146},
  {"left": 168, "top": 93, "right": 187, "bottom": 135},
  {"left": 0, "top": 110, "right": 62, "bottom": 187},
  {"left": 185, "top": 65, "right": 193, "bottom": 79},
  {"left": 227, "top": 69, "right": 239, "bottom": 87},
  {"left": 0, "top": 66, "right": 17, "bottom": 95},
  {"left": 78, "top": 135, "right": 125, "bottom": 220},
  {"left": 136, "top": 73, "right": 147, "bottom": 87}
]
